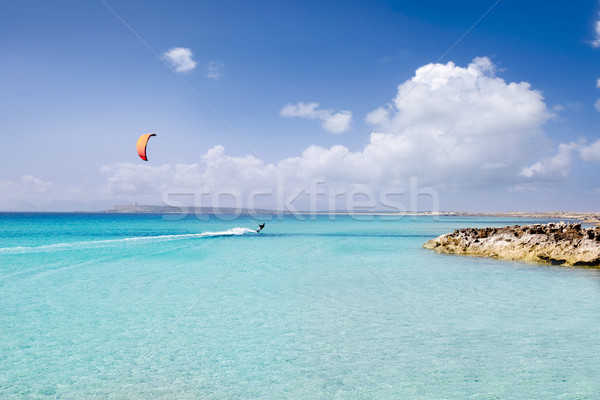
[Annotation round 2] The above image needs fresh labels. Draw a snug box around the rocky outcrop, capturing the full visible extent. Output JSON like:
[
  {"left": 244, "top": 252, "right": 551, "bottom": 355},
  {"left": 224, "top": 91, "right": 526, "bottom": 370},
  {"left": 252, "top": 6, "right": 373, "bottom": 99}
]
[{"left": 423, "top": 222, "right": 600, "bottom": 267}]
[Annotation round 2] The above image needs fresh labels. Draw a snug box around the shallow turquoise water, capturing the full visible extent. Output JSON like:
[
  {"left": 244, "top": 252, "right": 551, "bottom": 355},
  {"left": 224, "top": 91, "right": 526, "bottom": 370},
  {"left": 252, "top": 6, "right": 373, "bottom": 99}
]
[{"left": 1, "top": 213, "right": 599, "bottom": 399}]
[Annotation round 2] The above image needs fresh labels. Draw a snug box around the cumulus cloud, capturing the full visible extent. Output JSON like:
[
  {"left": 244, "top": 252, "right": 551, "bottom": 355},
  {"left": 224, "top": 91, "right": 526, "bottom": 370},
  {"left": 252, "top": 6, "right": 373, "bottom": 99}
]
[
  {"left": 100, "top": 163, "right": 199, "bottom": 195},
  {"left": 100, "top": 147, "right": 279, "bottom": 197},
  {"left": 520, "top": 137, "right": 600, "bottom": 179},
  {"left": 579, "top": 139, "right": 600, "bottom": 161},
  {"left": 21, "top": 175, "right": 53, "bottom": 193},
  {"left": 552, "top": 102, "right": 583, "bottom": 113},
  {"left": 595, "top": 78, "right": 600, "bottom": 112},
  {"left": 103, "top": 57, "right": 558, "bottom": 205},
  {"left": 340, "top": 56, "right": 551, "bottom": 186},
  {"left": 0, "top": 175, "right": 53, "bottom": 209},
  {"left": 281, "top": 102, "right": 353, "bottom": 134},
  {"left": 100, "top": 149, "right": 284, "bottom": 208},
  {"left": 163, "top": 47, "right": 197, "bottom": 73},
  {"left": 206, "top": 60, "right": 224, "bottom": 79},
  {"left": 520, "top": 142, "right": 579, "bottom": 178},
  {"left": 592, "top": 12, "right": 600, "bottom": 48}
]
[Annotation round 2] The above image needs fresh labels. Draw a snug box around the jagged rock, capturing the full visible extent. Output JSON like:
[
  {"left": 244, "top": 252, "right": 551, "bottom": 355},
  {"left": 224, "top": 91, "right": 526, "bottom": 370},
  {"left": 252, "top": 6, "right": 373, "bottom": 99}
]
[{"left": 423, "top": 223, "right": 600, "bottom": 267}]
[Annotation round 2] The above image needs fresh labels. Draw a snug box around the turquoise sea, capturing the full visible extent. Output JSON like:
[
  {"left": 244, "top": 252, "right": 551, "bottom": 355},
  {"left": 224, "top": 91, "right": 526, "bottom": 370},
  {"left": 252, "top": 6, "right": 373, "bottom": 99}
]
[{"left": 1, "top": 213, "right": 599, "bottom": 399}]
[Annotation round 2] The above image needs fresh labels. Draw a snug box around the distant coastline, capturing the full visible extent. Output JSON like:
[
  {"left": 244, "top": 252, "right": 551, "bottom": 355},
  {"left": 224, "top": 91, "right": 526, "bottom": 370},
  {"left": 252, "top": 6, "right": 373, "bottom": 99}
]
[
  {"left": 101, "top": 204, "right": 600, "bottom": 222},
  {"left": 2, "top": 204, "right": 598, "bottom": 221}
]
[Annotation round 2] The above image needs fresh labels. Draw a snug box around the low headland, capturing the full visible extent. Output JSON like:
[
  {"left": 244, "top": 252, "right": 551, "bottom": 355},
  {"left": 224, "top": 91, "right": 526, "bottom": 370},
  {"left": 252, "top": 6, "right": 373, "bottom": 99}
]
[{"left": 424, "top": 222, "right": 600, "bottom": 267}]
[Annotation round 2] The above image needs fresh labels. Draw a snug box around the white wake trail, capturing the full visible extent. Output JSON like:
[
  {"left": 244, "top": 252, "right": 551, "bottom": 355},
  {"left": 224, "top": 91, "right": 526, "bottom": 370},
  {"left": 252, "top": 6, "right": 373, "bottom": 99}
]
[{"left": 0, "top": 227, "right": 257, "bottom": 255}]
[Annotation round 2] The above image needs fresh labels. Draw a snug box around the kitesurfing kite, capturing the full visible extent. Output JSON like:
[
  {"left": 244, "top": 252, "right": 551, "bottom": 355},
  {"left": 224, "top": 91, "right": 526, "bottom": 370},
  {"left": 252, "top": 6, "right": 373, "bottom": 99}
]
[{"left": 137, "top": 133, "right": 156, "bottom": 161}]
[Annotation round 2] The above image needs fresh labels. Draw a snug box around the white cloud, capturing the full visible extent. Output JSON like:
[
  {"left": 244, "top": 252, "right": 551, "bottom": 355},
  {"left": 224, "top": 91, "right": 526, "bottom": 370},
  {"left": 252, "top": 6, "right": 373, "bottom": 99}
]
[
  {"left": 102, "top": 57, "right": 555, "bottom": 204},
  {"left": 99, "top": 149, "right": 283, "bottom": 208},
  {"left": 163, "top": 47, "right": 197, "bottom": 73},
  {"left": 337, "top": 56, "right": 552, "bottom": 186},
  {"left": 520, "top": 142, "right": 579, "bottom": 178},
  {"left": 321, "top": 111, "right": 353, "bottom": 133},
  {"left": 280, "top": 102, "right": 320, "bottom": 118},
  {"left": 365, "top": 106, "right": 389, "bottom": 125},
  {"left": 206, "top": 60, "right": 224, "bottom": 79},
  {"left": 100, "top": 163, "right": 191, "bottom": 195},
  {"left": 0, "top": 176, "right": 53, "bottom": 209},
  {"left": 521, "top": 137, "right": 600, "bottom": 178},
  {"left": 552, "top": 102, "right": 583, "bottom": 113},
  {"left": 579, "top": 139, "right": 600, "bottom": 161},
  {"left": 281, "top": 102, "right": 352, "bottom": 134},
  {"left": 101, "top": 147, "right": 278, "bottom": 193},
  {"left": 592, "top": 12, "right": 600, "bottom": 48},
  {"left": 595, "top": 78, "right": 600, "bottom": 112},
  {"left": 21, "top": 175, "right": 52, "bottom": 193}
]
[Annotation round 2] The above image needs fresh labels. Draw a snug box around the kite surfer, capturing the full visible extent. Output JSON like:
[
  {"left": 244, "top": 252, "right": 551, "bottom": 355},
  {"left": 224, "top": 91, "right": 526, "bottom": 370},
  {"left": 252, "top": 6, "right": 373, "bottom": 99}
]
[{"left": 257, "top": 223, "right": 265, "bottom": 233}]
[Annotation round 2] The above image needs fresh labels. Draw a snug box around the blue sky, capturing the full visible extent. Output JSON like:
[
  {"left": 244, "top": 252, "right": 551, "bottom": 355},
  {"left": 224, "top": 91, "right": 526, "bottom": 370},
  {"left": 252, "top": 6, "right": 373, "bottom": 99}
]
[{"left": 1, "top": 0, "right": 600, "bottom": 212}]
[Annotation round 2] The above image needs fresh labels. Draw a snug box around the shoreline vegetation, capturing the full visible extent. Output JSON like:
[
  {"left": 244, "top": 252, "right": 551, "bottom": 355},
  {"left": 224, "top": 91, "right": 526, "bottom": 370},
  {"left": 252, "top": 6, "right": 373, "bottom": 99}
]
[{"left": 424, "top": 222, "right": 600, "bottom": 268}]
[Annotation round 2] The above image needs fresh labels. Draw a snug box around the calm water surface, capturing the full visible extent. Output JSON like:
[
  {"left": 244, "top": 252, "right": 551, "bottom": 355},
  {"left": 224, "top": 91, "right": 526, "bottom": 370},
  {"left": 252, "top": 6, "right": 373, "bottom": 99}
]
[{"left": 1, "top": 213, "right": 599, "bottom": 399}]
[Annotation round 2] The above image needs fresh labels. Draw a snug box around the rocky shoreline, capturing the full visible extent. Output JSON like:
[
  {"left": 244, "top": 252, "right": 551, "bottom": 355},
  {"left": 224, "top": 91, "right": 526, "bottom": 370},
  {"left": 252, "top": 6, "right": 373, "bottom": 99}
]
[{"left": 423, "top": 222, "right": 600, "bottom": 267}]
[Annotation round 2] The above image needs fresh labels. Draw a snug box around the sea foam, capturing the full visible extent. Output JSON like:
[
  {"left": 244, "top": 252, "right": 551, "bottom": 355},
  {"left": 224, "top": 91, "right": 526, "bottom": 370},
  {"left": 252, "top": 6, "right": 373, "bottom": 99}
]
[{"left": 0, "top": 227, "right": 256, "bottom": 255}]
